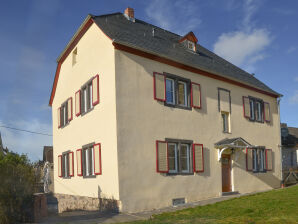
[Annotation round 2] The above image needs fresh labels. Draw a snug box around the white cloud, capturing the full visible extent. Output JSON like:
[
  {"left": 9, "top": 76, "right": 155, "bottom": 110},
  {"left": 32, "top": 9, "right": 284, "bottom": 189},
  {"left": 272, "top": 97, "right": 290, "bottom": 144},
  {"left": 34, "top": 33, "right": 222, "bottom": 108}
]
[
  {"left": 289, "top": 91, "right": 298, "bottom": 105},
  {"left": 0, "top": 119, "right": 52, "bottom": 161},
  {"left": 213, "top": 0, "right": 271, "bottom": 72},
  {"left": 145, "top": 0, "right": 201, "bottom": 35},
  {"left": 287, "top": 46, "right": 297, "bottom": 54},
  {"left": 214, "top": 29, "right": 271, "bottom": 67}
]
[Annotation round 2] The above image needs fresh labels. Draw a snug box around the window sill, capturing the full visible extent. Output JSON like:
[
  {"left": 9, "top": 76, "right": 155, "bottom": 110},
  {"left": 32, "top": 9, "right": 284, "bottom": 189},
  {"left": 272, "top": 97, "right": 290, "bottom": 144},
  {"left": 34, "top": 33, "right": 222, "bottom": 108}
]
[
  {"left": 83, "top": 175, "right": 96, "bottom": 179},
  {"left": 167, "top": 172, "right": 194, "bottom": 176},
  {"left": 164, "top": 102, "right": 192, "bottom": 111},
  {"left": 223, "top": 131, "right": 232, "bottom": 134}
]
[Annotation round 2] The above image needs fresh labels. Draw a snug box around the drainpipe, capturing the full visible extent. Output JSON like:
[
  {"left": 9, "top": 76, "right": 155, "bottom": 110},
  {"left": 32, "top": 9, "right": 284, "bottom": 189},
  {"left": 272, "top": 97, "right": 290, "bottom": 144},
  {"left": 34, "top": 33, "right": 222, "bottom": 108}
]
[{"left": 277, "top": 97, "right": 283, "bottom": 187}]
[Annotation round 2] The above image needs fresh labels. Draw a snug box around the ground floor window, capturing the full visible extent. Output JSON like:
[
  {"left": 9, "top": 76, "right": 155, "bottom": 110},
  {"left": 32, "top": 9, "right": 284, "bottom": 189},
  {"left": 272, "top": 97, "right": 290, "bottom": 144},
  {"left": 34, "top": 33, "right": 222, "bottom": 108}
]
[
  {"left": 253, "top": 148, "right": 266, "bottom": 172},
  {"left": 62, "top": 152, "right": 70, "bottom": 178},
  {"left": 167, "top": 141, "right": 192, "bottom": 174},
  {"left": 83, "top": 144, "right": 95, "bottom": 177}
]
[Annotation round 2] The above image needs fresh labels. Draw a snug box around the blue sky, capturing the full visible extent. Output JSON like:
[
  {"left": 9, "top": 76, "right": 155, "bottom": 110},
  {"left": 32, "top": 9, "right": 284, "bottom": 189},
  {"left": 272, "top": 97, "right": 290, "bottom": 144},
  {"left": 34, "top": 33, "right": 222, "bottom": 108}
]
[{"left": 0, "top": 0, "right": 297, "bottom": 161}]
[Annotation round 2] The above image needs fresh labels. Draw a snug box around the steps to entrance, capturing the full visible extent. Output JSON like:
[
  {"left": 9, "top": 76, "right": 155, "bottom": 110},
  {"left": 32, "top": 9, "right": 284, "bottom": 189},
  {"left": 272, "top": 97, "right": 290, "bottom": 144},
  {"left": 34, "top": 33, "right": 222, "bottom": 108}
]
[{"left": 222, "top": 191, "right": 239, "bottom": 196}]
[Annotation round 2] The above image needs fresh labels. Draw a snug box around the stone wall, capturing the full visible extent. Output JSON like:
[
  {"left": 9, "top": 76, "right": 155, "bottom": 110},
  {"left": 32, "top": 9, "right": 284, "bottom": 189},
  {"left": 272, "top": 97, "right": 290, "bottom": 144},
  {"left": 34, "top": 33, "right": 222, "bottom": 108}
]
[{"left": 54, "top": 193, "right": 120, "bottom": 213}]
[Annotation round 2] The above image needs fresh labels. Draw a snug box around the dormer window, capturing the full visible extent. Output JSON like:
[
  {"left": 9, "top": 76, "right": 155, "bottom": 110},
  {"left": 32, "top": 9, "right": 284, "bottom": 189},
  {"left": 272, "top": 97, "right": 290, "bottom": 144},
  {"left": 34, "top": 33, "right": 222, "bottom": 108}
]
[
  {"left": 179, "top": 31, "right": 198, "bottom": 52},
  {"left": 187, "top": 41, "right": 195, "bottom": 51}
]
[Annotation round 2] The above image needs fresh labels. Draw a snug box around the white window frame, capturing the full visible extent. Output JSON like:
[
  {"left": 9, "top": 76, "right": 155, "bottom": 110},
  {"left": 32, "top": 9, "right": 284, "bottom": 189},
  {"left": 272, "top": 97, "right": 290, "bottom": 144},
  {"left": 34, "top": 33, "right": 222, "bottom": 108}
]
[
  {"left": 62, "top": 152, "right": 70, "bottom": 178},
  {"left": 168, "top": 143, "right": 178, "bottom": 173},
  {"left": 256, "top": 101, "right": 262, "bottom": 122},
  {"left": 166, "top": 78, "right": 175, "bottom": 105},
  {"left": 221, "top": 112, "right": 230, "bottom": 133},
  {"left": 83, "top": 145, "right": 95, "bottom": 177},
  {"left": 180, "top": 144, "right": 190, "bottom": 173},
  {"left": 187, "top": 40, "right": 195, "bottom": 51},
  {"left": 253, "top": 148, "right": 266, "bottom": 172},
  {"left": 249, "top": 99, "right": 255, "bottom": 120},
  {"left": 178, "top": 81, "right": 187, "bottom": 107}
]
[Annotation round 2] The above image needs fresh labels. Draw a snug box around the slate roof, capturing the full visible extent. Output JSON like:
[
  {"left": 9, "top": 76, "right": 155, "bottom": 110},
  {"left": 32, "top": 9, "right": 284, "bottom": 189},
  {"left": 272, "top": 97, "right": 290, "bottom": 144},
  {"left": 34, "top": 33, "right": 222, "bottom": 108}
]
[
  {"left": 214, "top": 137, "right": 251, "bottom": 146},
  {"left": 282, "top": 127, "right": 298, "bottom": 146},
  {"left": 91, "top": 13, "right": 281, "bottom": 96}
]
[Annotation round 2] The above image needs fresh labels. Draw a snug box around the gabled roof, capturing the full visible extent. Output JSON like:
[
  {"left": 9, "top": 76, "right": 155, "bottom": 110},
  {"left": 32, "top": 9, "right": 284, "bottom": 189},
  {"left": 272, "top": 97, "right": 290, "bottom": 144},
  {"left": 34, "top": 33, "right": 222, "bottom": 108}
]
[
  {"left": 49, "top": 12, "right": 281, "bottom": 106},
  {"left": 179, "top": 31, "right": 198, "bottom": 43},
  {"left": 215, "top": 137, "right": 251, "bottom": 147}
]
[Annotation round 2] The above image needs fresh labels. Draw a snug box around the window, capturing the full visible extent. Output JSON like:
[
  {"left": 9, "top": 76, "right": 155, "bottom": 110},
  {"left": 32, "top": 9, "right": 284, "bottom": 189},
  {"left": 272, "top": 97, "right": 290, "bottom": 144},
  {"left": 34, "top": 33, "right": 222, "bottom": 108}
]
[
  {"left": 60, "top": 101, "right": 69, "bottom": 128},
  {"left": 72, "top": 48, "right": 77, "bottom": 66},
  {"left": 253, "top": 148, "right": 266, "bottom": 172},
  {"left": 166, "top": 78, "right": 175, "bottom": 104},
  {"left": 62, "top": 152, "right": 70, "bottom": 178},
  {"left": 166, "top": 140, "right": 192, "bottom": 174},
  {"left": 248, "top": 97, "right": 263, "bottom": 122},
  {"left": 82, "top": 144, "right": 95, "bottom": 177},
  {"left": 221, "top": 112, "right": 230, "bottom": 133},
  {"left": 164, "top": 73, "right": 190, "bottom": 109},
  {"left": 81, "top": 81, "right": 93, "bottom": 115},
  {"left": 187, "top": 41, "right": 195, "bottom": 51}
]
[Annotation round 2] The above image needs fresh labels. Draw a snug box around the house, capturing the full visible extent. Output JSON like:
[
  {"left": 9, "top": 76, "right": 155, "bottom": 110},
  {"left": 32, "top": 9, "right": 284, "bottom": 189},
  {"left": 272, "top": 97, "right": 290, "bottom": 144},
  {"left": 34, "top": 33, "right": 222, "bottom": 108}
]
[
  {"left": 281, "top": 123, "right": 298, "bottom": 170},
  {"left": 49, "top": 8, "right": 283, "bottom": 213}
]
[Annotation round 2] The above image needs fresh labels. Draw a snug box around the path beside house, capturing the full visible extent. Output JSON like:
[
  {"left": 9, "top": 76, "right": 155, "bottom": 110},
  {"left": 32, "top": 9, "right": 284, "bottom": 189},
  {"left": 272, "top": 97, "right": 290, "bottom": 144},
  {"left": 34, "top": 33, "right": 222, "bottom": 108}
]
[{"left": 41, "top": 188, "right": 278, "bottom": 224}]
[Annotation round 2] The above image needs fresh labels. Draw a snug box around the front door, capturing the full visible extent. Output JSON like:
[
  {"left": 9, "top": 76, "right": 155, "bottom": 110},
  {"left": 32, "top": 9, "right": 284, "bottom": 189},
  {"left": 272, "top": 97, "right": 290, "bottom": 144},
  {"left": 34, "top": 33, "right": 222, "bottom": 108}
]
[{"left": 222, "top": 154, "right": 231, "bottom": 192}]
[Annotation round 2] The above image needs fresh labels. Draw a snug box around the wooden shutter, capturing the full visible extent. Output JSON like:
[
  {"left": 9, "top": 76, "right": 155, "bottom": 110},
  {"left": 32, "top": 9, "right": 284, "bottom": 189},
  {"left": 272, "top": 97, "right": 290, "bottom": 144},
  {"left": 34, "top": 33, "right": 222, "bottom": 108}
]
[
  {"left": 153, "top": 72, "right": 166, "bottom": 101},
  {"left": 67, "top": 97, "right": 73, "bottom": 122},
  {"left": 156, "top": 140, "right": 168, "bottom": 173},
  {"left": 58, "top": 155, "right": 62, "bottom": 177},
  {"left": 92, "top": 74, "right": 100, "bottom": 106},
  {"left": 76, "top": 149, "right": 83, "bottom": 176},
  {"left": 93, "top": 143, "right": 102, "bottom": 175},
  {"left": 69, "top": 152, "right": 74, "bottom": 177},
  {"left": 219, "top": 89, "right": 230, "bottom": 112},
  {"left": 75, "top": 90, "right": 81, "bottom": 116},
  {"left": 193, "top": 144, "right": 204, "bottom": 172},
  {"left": 246, "top": 148, "right": 253, "bottom": 171},
  {"left": 266, "top": 149, "right": 273, "bottom": 171},
  {"left": 243, "top": 96, "right": 251, "bottom": 118},
  {"left": 264, "top": 102, "right": 270, "bottom": 122},
  {"left": 191, "top": 82, "right": 201, "bottom": 109},
  {"left": 57, "top": 107, "right": 61, "bottom": 128}
]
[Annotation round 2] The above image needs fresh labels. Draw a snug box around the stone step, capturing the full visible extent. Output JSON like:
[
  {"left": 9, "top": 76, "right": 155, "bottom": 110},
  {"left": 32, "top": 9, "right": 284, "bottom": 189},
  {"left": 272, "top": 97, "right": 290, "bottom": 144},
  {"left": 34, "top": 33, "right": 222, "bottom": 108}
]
[{"left": 222, "top": 191, "right": 239, "bottom": 196}]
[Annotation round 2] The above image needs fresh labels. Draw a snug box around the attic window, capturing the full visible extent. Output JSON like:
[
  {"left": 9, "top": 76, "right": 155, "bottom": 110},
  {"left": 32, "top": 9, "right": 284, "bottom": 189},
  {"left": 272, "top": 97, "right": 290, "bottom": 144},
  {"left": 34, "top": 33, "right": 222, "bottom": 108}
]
[
  {"left": 72, "top": 48, "right": 77, "bottom": 66},
  {"left": 187, "top": 41, "right": 195, "bottom": 51}
]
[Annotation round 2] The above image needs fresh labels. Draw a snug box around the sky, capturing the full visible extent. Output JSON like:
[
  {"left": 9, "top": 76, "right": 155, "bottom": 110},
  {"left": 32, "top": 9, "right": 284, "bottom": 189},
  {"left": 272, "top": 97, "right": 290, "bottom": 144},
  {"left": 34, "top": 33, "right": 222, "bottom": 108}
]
[{"left": 0, "top": 0, "right": 297, "bottom": 161}]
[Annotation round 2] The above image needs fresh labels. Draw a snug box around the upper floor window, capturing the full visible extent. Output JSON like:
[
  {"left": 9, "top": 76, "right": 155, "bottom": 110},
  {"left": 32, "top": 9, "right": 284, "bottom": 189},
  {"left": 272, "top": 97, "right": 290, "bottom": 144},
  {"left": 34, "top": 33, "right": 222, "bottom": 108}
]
[
  {"left": 81, "top": 80, "right": 93, "bottom": 115},
  {"left": 61, "top": 101, "right": 68, "bottom": 127},
  {"left": 243, "top": 96, "right": 269, "bottom": 123},
  {"left": 72, "top": 48, "right": 77, "bottom": 66},
  {"left": 58, "top": 151, "right": 74, "bottom": 178},
  {"left": 58, "top": 97, "right": 72, "bottom": 128},
  {"left": 221, "top": 112, "right": 230, "bottom": 133},
  {"left": 62, "top": 152, "right": 70, "bottom": 178},
  {"left": 164, "top": 74, "right": 190, "bottom": 109}
]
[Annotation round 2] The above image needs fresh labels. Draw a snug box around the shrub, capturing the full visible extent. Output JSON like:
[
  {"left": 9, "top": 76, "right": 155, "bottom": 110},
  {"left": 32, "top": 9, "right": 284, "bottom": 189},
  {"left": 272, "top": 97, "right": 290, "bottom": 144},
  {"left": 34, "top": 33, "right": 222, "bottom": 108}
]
[{"left": 0, "top": 150, "right": 37, "bottom": 223}]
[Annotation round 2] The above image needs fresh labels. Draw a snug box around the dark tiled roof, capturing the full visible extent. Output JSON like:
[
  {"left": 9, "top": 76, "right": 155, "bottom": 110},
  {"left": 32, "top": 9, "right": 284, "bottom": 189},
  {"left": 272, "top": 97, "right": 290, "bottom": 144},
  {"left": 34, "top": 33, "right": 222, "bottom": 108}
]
[
  {"left": 214, "top": 137, "right": 251, "bottom": 146},
  {"left": 92, "top": 13, "right": 280, "bottom": 96},
  {"left": 282, "top": 127, "right": 298, "bottom": 146}
]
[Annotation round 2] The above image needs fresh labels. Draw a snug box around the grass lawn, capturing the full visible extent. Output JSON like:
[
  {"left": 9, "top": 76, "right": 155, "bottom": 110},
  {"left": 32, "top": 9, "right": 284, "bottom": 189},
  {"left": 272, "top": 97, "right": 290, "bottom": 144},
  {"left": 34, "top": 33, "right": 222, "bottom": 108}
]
[{"left": 123, "top": 185, "right": 298, "bottom": 224}]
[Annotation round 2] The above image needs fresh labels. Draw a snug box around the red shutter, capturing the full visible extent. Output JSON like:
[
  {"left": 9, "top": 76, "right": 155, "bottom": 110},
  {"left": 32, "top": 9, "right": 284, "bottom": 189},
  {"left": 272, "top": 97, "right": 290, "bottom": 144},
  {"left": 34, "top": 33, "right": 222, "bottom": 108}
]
[
  {"left": 264, "top": 102, "right": 271, "bottom": 122},
  {"left": 92, "top": 74, "right": 100, "bottom": 106},
  {"left": 193, "top": 144, "right": 204, "bottom": 172},
  {"left": 191, "top": 82, "right": 201, "bottom": 109},
  {"left": 75, "top": 90, "right": 81, "bottom": 116},
  {"left": 93, "top": 143, "right": 102, "bottom": 175},
  {"left": 266, "top": 149, "right": 273, "bottom": 171},
  {"left": 67, "top": 97, "right": 73, "bottom": 122},
  {"left": 246, "top": 148, "right": 253, "bottom": 171},
  {"left": 57, "top": 107, "right": 61, "bottom": 128},
  {"left": 243, "top": 96, "right": 250, "bottom": 118},
  {"left": 156, "top": 140, "right": 168, "bottom": 173},
  {"left": 69, "top": 151, "right": 74, "bottom": 177},
  {"left": 153, "top": 72, "right": 166, "bottom": 101},
  {"left": 76, "top": 149, "right": 83, "bottom": 176},
  {"left": 58, "top": 155, "right": 62, "bottom": 177}
]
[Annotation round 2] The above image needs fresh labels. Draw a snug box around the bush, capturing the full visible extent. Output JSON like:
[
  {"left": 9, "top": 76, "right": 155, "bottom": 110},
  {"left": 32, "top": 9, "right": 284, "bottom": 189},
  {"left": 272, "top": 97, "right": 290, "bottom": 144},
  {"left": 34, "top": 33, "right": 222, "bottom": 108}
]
[{"left": 0, "top": 150, "right": 37, "bottom": 223}]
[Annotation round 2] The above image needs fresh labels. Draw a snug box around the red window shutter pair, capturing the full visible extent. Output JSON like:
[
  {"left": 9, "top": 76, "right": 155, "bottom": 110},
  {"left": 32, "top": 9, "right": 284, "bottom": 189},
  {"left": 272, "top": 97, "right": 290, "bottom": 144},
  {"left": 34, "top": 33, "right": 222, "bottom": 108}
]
[
  {"left": 58, "top": 152, "right": 74, "bottom": 177},
  {"left": 156, "top": 140, "right": 204, "bottom": 173},
  {"left": 243, "top": 96, "right": 271, "bottom": 122},
  {"left": 153, "top": 72, "right": 202, "bottom": 108},
  {"left": 246, "top": 148, "right": 273, "bottom": 171},
  {"left": 76, "top": 143, "right": 102, "bottom": 176},
  {"left": 75, "top": 75, "right": 100, "bottom": 116}
]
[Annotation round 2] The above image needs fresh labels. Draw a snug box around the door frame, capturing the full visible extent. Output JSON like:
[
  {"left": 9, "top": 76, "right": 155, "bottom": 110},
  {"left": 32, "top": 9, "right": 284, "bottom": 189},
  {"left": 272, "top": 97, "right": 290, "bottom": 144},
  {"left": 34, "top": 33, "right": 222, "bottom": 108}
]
[{"left": 221, "top": 154, "right": 232, "bottom": 192}]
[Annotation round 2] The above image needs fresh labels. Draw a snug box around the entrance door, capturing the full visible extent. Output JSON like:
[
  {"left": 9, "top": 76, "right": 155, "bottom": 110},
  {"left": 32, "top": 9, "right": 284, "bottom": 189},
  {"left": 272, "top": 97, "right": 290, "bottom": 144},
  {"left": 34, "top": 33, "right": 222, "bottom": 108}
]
[{"left": 222, "top": 154, "right": 231, "bottom": 192}]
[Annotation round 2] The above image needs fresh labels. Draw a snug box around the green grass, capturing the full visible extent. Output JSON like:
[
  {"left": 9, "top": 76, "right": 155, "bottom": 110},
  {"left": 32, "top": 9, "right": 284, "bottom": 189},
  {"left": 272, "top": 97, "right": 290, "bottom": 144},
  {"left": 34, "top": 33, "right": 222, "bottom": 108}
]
[{"left": 123, "top": 186, "right": 298, "bottom": 224}]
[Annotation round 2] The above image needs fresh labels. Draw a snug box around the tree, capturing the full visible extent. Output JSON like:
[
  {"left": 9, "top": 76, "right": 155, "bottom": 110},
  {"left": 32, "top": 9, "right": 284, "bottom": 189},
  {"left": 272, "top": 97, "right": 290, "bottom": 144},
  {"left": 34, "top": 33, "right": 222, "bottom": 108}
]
[{"left": 0, "top": 150, "right": 37, "bottom": 223}]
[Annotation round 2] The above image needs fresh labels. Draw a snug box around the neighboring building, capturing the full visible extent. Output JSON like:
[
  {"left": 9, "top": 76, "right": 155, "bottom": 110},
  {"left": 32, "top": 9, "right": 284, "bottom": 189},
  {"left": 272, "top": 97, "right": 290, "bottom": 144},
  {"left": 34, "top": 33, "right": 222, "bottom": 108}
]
[
  {"left": 43, "top": 146, "right": 53, "bottom": 163},
  {"left": 281, "top": 123, "right": 298, "bottom": 170},
  {"left": 49, "top": 8, "right": 282, "bottom": 213}
]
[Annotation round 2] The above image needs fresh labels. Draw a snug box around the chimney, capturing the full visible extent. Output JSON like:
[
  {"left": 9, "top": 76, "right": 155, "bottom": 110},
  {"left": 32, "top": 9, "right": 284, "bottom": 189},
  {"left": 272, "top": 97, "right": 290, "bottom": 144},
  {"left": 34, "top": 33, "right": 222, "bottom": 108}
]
[{"left": 124, "top": 7, "right": 135, "bottom": 22}]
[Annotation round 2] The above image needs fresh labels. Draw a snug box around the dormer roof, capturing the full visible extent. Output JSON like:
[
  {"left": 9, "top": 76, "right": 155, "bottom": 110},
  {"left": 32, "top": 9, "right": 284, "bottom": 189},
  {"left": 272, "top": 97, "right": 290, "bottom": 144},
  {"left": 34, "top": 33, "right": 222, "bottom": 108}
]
[{"left": 179, "top": 31, "right": 198, "bottom": 44}]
